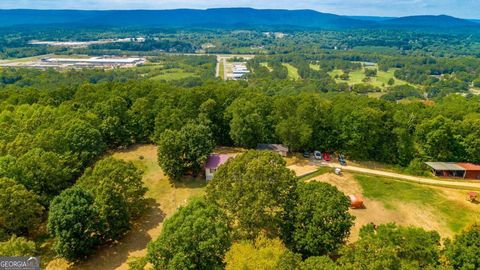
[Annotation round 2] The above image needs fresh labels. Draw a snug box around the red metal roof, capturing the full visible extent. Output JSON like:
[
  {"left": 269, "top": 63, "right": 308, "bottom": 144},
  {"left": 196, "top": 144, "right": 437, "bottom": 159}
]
[{"left": 457, "top": 163, "right": 480, "bottom": 171}]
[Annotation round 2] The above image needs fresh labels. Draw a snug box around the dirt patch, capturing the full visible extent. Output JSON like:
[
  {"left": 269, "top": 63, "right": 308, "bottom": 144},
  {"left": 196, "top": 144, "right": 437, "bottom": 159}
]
[{"left": 309, "top": 173, "right": 446, "bottom": 241}]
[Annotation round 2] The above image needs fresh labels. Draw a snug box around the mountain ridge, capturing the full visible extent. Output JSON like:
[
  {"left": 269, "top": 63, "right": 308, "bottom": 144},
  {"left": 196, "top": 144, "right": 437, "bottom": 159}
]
[{"left": 0, "top": 8, "right": 478, "bottom": 31}]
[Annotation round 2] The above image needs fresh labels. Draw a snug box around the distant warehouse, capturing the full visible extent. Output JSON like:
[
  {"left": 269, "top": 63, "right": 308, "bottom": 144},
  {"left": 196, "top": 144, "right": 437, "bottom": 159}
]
[
  {"left": 425, "top": 162, "right": 480, "bottom": 179},
  {"left": 40, "top": 57, "right": 145, "bottom": 67}
]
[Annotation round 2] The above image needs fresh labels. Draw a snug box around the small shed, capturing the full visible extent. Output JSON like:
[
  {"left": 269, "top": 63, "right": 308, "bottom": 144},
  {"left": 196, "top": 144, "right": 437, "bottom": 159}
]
[
  {"left": 205, "top": 154, "right": 231, "bottom": 181},
  {"left": 424, "top": 162, "right": 466, "bottom": 178},
  {"left": 457, "top": 163, "right": 480, "bottom": 180},
  {"left": 257, "top": 144, "right": 289, "bottom": 157},
  {"left": 348, "top": 194, "right": 364, "bottom": 209}
]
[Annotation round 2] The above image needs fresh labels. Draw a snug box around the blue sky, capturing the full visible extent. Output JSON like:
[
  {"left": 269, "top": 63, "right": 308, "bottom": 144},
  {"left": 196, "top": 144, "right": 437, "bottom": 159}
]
[{"left": 1, "top": 0, "right": 479, "bottom": 19}]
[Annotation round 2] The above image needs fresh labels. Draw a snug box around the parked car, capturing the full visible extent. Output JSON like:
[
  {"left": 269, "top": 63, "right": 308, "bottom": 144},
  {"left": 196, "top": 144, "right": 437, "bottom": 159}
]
[
  {"left": 322, "top": 153, "right": 331, "bottom": 161},
  {"left": 303, "top": 151, "right": 310, "bottom": 158},
  {"left": 338, "top": 154, "right": 347, "bottom": 166},
  {"left": 314, "top": 151, "right": 322, "bottom": 160}
]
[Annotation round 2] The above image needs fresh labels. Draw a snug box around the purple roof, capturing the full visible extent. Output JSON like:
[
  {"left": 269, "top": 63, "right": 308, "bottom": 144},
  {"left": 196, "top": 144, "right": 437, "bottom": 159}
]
[{"left": 205, "top": 154, "right": 231, "bottom": 169}]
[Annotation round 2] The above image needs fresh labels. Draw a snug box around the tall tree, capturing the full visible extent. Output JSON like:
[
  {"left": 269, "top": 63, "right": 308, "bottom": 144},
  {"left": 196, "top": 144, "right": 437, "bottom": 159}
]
[
  {"left": 0, "top": 178, "right": 44, "bottom": 237},
  {"left": 47, "top": 187, "right": 102, "bottom": 261},
  {"left": 147, "top": 198, "right": 231, "bottom": 270},
  {"left": 157, "top": 122, "right": 215, "bottom": 179},
  {"left": 445, "top": 224, "right": 480, "bottom": 270},
  {"left": 287, "top": 182, "right": 354, "bottom": 257},
  {"left": 207, "top": 150, "right": 297, "bottom": 238}
]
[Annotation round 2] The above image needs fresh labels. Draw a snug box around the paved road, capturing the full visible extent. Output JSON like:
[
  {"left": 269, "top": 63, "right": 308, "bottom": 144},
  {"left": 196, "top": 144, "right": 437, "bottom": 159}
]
[{"left": 320, "top": 161, "right": 480, "bottom": 189}]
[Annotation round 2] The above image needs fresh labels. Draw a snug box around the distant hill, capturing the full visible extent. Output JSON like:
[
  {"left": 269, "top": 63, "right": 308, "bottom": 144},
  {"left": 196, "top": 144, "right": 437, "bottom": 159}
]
[
  {"left": 0, "top": 9, "right": 478, "bottom": 32},
  {"left": 383, "top": 15, "right": 478, "bottom": 28},
  {"left": 0, "top": 8, "right": 371, "bottom": 29}
]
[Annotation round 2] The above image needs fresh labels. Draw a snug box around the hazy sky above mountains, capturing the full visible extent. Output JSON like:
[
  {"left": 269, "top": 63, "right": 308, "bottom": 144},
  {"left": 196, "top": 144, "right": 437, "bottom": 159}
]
[{"left": 1, "top": 0, "right": 478, "bottom": 19}]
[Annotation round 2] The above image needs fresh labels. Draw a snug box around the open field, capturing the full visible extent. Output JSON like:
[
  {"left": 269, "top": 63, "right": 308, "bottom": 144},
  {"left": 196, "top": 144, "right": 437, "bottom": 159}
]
[
  {"left": 308, "top": 172, "right": 480, "bottom": 240},
  {"left": 282, "top": 63, "right": 300, "bottom": 80},
  {"left": 47, "top": 145, "right": 206, "bottom": 270},
  {"left": 150, "top": 68, "right": 197, "bottom": 81},
  {"left": 329, "top": 67, "right": 409, "bottom": 89},
  {"left": 260, "top": 62, "right": 273, "bottom": 71}
]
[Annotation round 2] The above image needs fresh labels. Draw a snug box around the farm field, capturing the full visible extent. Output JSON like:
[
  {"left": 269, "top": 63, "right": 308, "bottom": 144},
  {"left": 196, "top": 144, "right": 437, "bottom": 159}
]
[{"left": 308, "top": 172, "right": 480, "bottom": 240}]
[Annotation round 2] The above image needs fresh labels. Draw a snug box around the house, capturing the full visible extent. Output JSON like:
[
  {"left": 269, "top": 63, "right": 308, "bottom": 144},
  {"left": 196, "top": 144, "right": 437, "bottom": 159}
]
[
  {"left": 205, "top": 154, "right": 231, "bottom": 181},
  {"left": 256, "top": 144, "right": 289, "bottom": 157}
]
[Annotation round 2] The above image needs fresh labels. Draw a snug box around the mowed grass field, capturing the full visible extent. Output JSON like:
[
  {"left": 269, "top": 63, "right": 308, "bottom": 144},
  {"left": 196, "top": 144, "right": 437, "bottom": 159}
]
[
  {"left": 282, "top": 63, "right": 300, "bottom": 80},
  {"left": 150, "top": 68, "right": 197, "bottom": 81},
  {"left": 329, "top": 68, "right": 408, "bottom": 89}
]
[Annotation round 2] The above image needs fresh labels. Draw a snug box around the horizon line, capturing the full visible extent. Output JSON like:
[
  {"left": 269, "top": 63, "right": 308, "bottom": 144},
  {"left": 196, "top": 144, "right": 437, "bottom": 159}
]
[{"left": 0, "top": 7, "right": 478, "bottom": 20}]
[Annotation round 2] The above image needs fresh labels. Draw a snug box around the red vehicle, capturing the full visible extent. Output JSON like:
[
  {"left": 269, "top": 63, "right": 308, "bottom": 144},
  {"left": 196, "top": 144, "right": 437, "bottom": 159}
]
[{"left": 322, "top": 153, "right": 331, "bottom": 161}]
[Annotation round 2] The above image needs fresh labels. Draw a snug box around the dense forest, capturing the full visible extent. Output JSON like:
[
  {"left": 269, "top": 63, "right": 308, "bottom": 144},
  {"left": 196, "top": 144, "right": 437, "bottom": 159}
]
[{"left": 0, "top": 25, "right": 479, "bottom": 269}]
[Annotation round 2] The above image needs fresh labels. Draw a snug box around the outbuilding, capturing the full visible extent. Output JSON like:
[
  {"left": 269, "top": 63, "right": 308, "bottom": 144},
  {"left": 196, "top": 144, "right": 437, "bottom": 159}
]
[
  {"left": 457, "top": 163, "right": 480, "bottom": 180},
  {"left": 424, "top": 162, "right": 466, "bottom": 178},
  {"left": 205, "top": 154, "right": 231, "bottom": 181},
  {"left": 257, "top": 144, "right": 289, "bottom": 157}
]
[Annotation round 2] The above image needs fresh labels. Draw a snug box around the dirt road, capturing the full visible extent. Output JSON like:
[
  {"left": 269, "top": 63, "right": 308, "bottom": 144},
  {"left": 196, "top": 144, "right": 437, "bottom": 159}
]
[{"left": 322, "top": 162, "right": 480, "bottom": 189}]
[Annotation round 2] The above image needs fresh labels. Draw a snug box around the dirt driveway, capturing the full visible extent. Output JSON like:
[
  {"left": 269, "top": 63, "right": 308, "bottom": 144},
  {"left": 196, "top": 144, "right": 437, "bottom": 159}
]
[{"left": 308, "top": 173, "right": 449, "bottom": 241}]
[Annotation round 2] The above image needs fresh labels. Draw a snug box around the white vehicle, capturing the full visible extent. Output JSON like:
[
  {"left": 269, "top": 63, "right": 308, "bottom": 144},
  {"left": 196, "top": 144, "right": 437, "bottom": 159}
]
[{"left": 314, "top": 151, "right": 322, "bottom": 160}]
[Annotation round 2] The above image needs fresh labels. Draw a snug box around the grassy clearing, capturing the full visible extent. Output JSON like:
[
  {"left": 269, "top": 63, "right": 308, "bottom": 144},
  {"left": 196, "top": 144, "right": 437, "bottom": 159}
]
[
  {"left": 298, "top": 167, "right": 332, "bottom": 181},
  {"left": 282, "top": 63, "right": 300, "bottom": 80},
  {"left": 219, "top": 61, "right": 225, "bottom": 79},
  {"left": 150, "top": 68, "right": 196, "bottom": 81},
  {"left": 309, "top": 63, "right": 320, "bottom": 70},
  {"left": 329, "top": 67, "right": 409, "bottom": 89},
  {"left": 355, "top": 174, "right": 480, "bottom": 233},
  {"left": 260, "top": 62, "right": 272, "bottom": 72},
  {"left": 65, "top": 145, "right": 206, "bottom": 270}
]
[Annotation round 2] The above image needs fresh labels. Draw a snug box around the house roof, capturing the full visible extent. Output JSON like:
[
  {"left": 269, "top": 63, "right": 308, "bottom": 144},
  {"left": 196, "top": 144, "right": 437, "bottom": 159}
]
[
  {"left": 425, "top": 162, "right": 466, "bottom": 171},
  {"left": 205, "top": 154, "right": 231, "bottom": 169},
  {"left": 457, "top": 163, "right": 480, "bottom": 171},
  {"left": 257, "top": 144, "right": 289, "bottom": 152}
]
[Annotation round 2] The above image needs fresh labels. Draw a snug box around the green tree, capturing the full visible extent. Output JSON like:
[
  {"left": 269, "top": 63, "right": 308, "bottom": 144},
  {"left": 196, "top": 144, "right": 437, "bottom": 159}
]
[
  {"left": 63, "top": 120, "right": 106, "bottom": 166},
  {"left": 275, "top": 117, "right": 312, "bottom": 151},
  {"left": 0, "top": 178, "right": 44, "bottom": 237},
  {"left": 78, "top": 158, "right": 146, "bottom": 240},
  {"left": 388, "top": 78, "right": 395, "bottom": 86},
  {"left": 147, "top": 198, "right": 231, "bottom": 270},
  {"left": 445, "top": 224, "right": 480, "bottom": 270},
  {"left": 288, "top": 182, "right": 354, "bottom": 257},
  {"left": 0, "top": 235, "right": 37, "bottom": 256},
  {"left": 157, "top": 123, "right": 215, "bottom": 179},
  {"left": 207, "top": 150, "right": 297, "bottom": 238},
  {"left": 365, "top": 68, "right": 378, "bottom": 78},
  {"left": 7, "top": 148, "right": 77, "bottom": 205},
  {"left": 299, "top": 256, "right": 338, "bottom": 270},
  {"left": 47, "top": 187, "right": 102, "bottom": 261},
  {"left": 339, "top": 223, "right": 441, "bottom": 269},
  {"left": 224, "top": 235, "right": 300, "bottom": 270},
  {"left": 226, "top": 95, "right": 274, "bottom": 148}
]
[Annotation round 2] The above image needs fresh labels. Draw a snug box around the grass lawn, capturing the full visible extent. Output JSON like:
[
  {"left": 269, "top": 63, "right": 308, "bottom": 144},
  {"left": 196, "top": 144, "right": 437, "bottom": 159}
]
[
  {"left": 329, "top": 67, "right": 409, "bottom": 90},
  {"left": 282, "top": 63, "right": 300, "bottom": 80},
  {"left": 260, "top": 62, "right": 272, "bottom": 72},
  {"left": 298, "top": 167, "right": 332, "bottom": 181},
  {"left": 150, "top": 68, "right": 197, "bottom": 81},
  {"left": 309, "top": 63, "right": 320, "bottom": 70},
  {"left": 355, "top": 174, "right": 480, "bottom": 233},
  {"left": 219, "top": 61, "right": 225, "bottom": 79}
]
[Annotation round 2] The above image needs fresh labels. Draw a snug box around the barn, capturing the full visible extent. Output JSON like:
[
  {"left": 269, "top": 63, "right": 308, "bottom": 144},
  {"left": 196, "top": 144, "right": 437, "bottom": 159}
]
[
  {"left": 425, "top": 162, "right": 480, "bottom": 180},
  {"left": 457, "top": 163, "right": 480, "bottom": 180}
]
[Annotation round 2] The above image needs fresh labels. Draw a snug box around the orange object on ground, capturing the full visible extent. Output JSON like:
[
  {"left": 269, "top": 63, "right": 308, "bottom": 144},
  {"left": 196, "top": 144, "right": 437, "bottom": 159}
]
[{"left": 348, "top": 194, "right": 364, "bottom": 208}]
